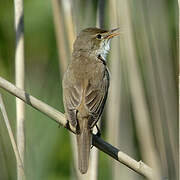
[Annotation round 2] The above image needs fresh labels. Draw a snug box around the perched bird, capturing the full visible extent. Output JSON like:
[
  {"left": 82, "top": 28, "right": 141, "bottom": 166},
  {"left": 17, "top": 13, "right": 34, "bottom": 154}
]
[{"left": 63, "top": 27, "right": 119, "bottom": 174}]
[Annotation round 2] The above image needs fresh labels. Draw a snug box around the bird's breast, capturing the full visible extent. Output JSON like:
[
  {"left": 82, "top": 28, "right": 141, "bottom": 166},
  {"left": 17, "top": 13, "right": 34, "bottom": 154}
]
[{"left": 70, "top": 56, "right": 106, "bottom": 83}]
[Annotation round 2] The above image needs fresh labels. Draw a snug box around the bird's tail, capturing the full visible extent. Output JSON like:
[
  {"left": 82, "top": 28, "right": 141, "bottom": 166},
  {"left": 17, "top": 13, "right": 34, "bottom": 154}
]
[{"left": 76, "top": 124, "right": 92, "bottom": 174}]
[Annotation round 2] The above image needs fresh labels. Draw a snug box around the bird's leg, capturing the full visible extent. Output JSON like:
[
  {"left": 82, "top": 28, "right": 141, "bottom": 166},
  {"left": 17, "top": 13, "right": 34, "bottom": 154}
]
[
  {"left": 91, "top": 125, "right": 101, "bottom": 149},
  {"left": 95, "top": 125, "right": 101, "bottom": 137}
]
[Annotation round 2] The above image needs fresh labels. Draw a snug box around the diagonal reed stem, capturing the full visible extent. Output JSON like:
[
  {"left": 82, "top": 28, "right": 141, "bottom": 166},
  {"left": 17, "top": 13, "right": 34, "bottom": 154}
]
[{"left": 0, "top": 76, "right": 154, "bottom": 179}]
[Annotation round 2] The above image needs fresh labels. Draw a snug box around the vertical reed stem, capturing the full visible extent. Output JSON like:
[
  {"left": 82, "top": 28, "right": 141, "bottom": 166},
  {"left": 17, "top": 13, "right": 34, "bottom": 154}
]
[
  {"left": 0, "top": 94, "right": 26, "bottom": 179},
  {"left": 14, "top": 0, "right": 25, "bottom": 179},
  {"left": 178, "top": 0, "right": 180, "bottom": 176}
]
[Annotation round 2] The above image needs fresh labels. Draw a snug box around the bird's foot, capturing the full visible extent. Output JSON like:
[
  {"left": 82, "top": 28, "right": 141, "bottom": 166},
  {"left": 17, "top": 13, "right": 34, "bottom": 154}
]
[
  {"left": 91, "top": 125, "right": 101, "bottom": 149},
  {"left": 95, "top": 125, "right": 101, "bottom": 137}
]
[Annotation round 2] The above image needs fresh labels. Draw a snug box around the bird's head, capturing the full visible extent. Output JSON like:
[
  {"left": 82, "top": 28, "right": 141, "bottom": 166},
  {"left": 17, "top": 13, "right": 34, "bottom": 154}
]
[{"left": 73, "top": 27, "right": 120, "bottom": 59}]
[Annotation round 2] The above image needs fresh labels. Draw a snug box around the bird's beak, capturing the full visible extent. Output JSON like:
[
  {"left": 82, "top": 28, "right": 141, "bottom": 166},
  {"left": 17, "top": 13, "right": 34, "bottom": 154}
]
[{"left": 105, "top": 28, "right": 120, "bottom": 39}]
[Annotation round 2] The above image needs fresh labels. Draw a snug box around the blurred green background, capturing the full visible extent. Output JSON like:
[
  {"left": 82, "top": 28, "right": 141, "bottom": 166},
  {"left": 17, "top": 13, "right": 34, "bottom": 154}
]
[{"left": 0, "top": 0, "right": 178, "bottom": 180}]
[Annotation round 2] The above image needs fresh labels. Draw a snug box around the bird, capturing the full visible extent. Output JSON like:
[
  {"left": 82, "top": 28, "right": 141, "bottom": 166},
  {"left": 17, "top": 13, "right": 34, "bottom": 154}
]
[{"left": 62, "top": 27, "right": 119, "bottom": 174}]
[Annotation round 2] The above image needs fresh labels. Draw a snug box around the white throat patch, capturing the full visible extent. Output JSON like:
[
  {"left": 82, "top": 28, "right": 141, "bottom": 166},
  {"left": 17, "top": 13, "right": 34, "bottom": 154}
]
[{"left": 97, "top": 40, "right": 111, "bottom": 60}]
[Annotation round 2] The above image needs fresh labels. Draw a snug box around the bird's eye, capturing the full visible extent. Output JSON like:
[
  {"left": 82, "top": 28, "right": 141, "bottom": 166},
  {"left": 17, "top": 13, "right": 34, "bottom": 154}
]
[{"left": 96, "top": 34, "right": 102, "bottom": 39}]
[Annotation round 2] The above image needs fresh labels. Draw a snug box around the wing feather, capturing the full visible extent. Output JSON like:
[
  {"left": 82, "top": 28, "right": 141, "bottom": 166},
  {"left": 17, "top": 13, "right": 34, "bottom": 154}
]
[
  {"left": 63, "top": 67, "right": 109, "bottom": 130},
  {"left": 85, "top": 69, "right": 109, "bottom": 128},
  {"left": 63, "top": 81, "right": 82, "bottom": 128}
]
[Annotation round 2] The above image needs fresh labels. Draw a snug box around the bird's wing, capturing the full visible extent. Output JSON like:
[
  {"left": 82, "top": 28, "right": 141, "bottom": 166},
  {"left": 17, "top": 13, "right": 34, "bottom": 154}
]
[
  {"left": 63, "top": 67, "right": 109, "bottom": 130},
  {"left": 63, "top": 76, "right": 82, "bottom": 128},
  {"left": 85, "top": 68, "right": 110, "bottom": 128}
]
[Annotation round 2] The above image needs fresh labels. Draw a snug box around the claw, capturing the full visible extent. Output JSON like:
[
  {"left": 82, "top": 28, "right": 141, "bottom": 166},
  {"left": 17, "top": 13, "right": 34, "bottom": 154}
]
[{"left": 95, "top": 125, "right": 101, "bottom": 137}]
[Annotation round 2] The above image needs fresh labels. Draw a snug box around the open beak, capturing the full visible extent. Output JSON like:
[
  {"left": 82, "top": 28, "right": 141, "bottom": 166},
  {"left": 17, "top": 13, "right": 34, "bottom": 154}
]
[{"left": 105, "top": 27, "right": 120, "bottom": 39}]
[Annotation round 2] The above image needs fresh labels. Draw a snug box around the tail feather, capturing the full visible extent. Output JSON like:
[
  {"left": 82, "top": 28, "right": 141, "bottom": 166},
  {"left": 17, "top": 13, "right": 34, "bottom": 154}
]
[{"left": 77, "top": 129, "right": 92, "bottom": 174}]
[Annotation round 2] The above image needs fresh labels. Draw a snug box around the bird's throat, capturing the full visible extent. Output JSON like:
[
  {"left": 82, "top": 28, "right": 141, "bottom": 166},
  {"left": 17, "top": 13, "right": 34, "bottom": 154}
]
[{"left": 98, "top": 40, "right": 111, "bottom": 60}]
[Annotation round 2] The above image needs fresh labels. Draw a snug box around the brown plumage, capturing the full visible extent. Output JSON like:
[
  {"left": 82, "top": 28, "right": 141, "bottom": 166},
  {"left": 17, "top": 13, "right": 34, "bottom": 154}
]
[{"left": 63, "top": 27, "right": 119, "bottom": 174}]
